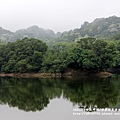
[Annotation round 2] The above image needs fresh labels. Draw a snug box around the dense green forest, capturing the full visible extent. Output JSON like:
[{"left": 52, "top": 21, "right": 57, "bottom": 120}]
[
  {"left": 0, "top": 38, "right": 47, "bottom": 73},
  {"left": 0, "top": 36, "right": 120, "bottom": 73}
]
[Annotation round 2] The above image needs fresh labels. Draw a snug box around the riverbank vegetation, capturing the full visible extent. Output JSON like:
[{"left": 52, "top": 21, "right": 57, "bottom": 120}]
[{"left": 0, "top": 36, "right": 120, "bottom": 74}]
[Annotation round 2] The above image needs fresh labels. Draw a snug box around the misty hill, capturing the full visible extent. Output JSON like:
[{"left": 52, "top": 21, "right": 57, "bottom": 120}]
[
  {"left": 14, "top": 26, "right": 58, "bottom": 42},
  {"left": 60, "top": 16, "right": 120, "bottom": 42},
  {"left": 0, "top": 27, "right": 14, "bottom": 42},
  {"left": 0, "top": 16, "right": 120, "bottom": 43},
  {"left": 0, "top": 26, "right": 61, "bottom": 43},
  {"left": 79, "top": 16, "right": 120, "bottom": 38},
  {"left": 0, "top": 27, "right": 13, "bottom": 35}
]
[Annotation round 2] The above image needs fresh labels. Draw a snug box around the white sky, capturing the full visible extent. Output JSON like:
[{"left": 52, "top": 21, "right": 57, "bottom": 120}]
[{"left": 0, "top": 0, "right": 120, "bottom": 32}]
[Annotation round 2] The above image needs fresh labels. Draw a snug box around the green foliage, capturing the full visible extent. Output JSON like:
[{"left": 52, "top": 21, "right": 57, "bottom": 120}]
[
  {"left": 42, "top": 42, "right": 69, "bottom": 73},
  {"left": 76, "top": 37, "right": 96, "bottom": 49},
  {"left": 112, "top": 33, "right": 120, "bottom": 40},
  {"left": 41, "top": 37, "right": 119, "bottom": 72},
  {"left": 0, "top": 36, "right": 119, "bottom": 73},
  {"left": 0, "top": 37, "right": 47, "bottom": 73}
]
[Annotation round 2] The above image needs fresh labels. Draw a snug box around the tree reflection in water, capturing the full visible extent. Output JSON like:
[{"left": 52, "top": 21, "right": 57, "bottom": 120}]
[{"left": 0, "top": 75, "right": 120, "bottom": 112}]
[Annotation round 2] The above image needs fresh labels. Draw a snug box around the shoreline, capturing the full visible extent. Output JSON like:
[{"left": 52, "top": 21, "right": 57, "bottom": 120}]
[{"left": 0, "top": 71, "right": 113, "bottom": 78}]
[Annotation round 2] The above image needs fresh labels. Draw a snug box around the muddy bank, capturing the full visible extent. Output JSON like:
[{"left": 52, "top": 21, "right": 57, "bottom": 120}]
[
  {"left": 0, "top": 72, "right": 62, "bottom": 78},
  {"left": 95, "top": 72, "right": 112, "bottom": 78},
  {"left": 0, "top": 70, "right": 113, "bottom": 78},
  {"left": 63, "top": 69, "right": 112, "bottom": 78}
]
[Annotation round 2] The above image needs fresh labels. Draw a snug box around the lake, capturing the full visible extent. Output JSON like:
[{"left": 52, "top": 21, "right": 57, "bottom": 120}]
[{"left": 0, "top": 75, "right": 120, "bottom": 120}]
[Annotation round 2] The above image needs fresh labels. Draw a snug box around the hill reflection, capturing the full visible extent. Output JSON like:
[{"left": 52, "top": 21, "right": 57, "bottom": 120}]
[{"left": 0, "top": 76, "right": 120, "bottom": 112}]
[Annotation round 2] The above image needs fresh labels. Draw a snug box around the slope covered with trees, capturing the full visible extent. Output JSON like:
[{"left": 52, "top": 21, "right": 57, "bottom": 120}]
[
  {"left": 79, "top": 16, "right": 120, "bottom": 38},
  {"left": 0, "top": 26, "right": 61, "bottom": 44},
  {"left": 59, "top": 16, "right": 120, "bottom": 42},
  {"left": 0, "top": 16, "right": 120, "bottom": 44}
]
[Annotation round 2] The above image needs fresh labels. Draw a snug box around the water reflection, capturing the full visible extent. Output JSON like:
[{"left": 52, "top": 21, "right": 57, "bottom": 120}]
[{"left": 0, "top": 75, "right": 120, "bottom": 112}]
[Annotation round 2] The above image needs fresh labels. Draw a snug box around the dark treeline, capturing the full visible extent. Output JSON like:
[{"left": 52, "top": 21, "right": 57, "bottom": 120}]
[{"left": 0, "top": 37, "right": 120, "bottom": 73}]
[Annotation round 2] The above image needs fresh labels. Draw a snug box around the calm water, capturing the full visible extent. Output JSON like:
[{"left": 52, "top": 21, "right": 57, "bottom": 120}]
[{"left": 0, "top": 75, "right": 120, "bottom": 120}]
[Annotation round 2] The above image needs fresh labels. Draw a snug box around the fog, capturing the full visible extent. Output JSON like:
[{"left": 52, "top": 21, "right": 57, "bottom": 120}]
[{"left": 0, "top": 0, "right": 120, "bottom": 32}]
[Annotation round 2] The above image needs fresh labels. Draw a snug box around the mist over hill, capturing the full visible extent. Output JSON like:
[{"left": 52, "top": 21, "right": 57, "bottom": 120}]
[
  {"left": 60, "top": 16, "right": 120, "bottom": 42},
  {"left": 0, "top": 16, "right": 120, "bottom": 43},
  {"left": 0, "top": 25, "right": 62, "bottom": 43}
]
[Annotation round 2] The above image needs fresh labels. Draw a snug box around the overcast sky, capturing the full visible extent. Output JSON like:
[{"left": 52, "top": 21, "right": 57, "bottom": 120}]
[{"left": 0, "top": 0, "right": 120, "bottom": 32}]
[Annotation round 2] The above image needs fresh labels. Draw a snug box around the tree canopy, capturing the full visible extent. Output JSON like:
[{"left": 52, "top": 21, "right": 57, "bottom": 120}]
[
  {"left": 0, "top": 37, "right": 119, "bottom": 73},
  {"left": 0, "top": 37, "right": 47, "bottom": 73}
]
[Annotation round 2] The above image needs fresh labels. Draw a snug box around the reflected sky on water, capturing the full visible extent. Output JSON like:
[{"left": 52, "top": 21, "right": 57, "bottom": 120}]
[{"left": 0, "top": 75, "right": 120, "bottom": 119}]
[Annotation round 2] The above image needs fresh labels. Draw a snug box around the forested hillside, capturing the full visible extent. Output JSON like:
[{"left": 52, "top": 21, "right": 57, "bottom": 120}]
[
  {"left": 0, "top": 26, "right": 61, "bottom": 43},
  {"left": 0, "top": 16, "right": 120, "bottom": 44},
  {"left": 58, "top": 16, "right": 120, "bottom": 42}
]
